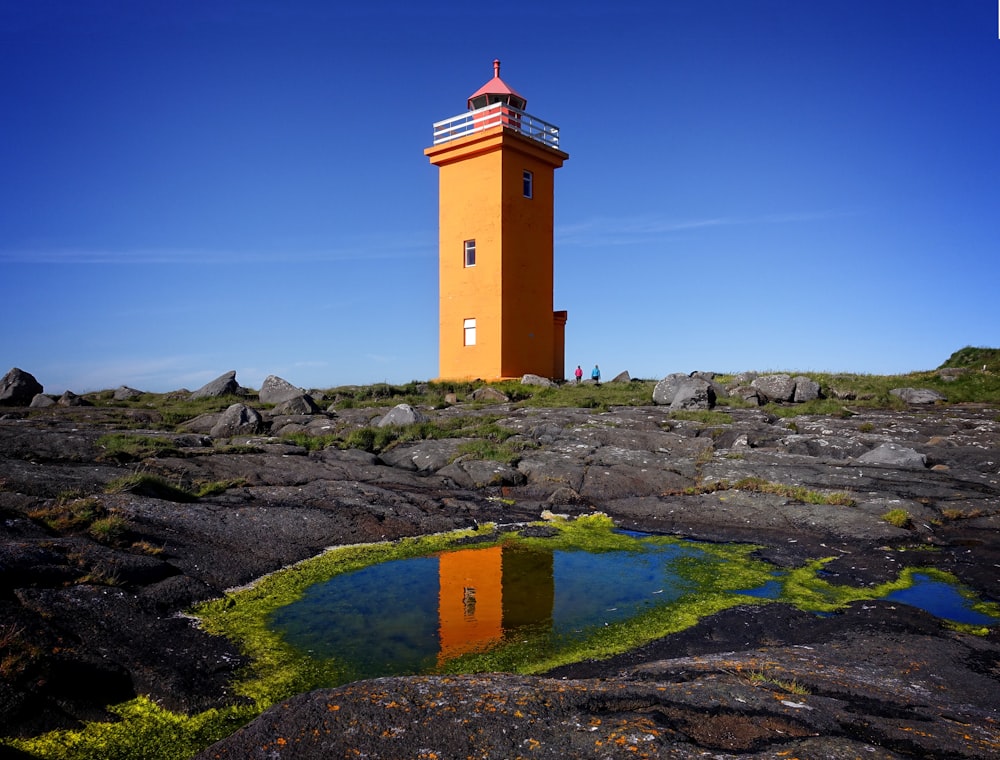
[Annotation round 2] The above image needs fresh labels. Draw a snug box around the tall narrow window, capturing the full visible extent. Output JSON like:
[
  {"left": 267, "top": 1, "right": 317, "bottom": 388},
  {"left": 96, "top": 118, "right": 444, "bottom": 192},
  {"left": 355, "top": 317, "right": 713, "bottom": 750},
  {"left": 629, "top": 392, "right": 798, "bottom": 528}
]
[
  {"left": 523, "top": 170, "right": 533, "bottom": 198},
  {"left": 463, "top": 318, "right": 477, "bottom": 346},
  {"left": 464, "top": 239, "right": 476, "bottom": 267}
]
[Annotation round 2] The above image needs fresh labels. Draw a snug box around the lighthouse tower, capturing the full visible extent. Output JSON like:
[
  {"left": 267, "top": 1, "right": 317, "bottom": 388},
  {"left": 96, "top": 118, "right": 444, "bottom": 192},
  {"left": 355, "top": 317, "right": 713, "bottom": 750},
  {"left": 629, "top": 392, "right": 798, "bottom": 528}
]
[{"left": 425, "top": 61, "right": 568, "bottom": 382}]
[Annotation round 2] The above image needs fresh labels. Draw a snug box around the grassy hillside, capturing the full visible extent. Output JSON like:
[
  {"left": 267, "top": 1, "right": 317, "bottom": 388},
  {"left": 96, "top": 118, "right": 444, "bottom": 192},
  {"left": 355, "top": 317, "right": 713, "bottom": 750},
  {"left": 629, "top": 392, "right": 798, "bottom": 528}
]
[{"left": 939, "top": 346, "right": 1000, "bottom": 373}]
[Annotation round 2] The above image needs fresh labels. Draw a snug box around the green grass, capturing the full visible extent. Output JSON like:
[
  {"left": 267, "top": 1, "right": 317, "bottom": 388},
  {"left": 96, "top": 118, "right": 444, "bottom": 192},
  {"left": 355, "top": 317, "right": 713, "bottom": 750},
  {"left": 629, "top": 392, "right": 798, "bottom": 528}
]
[
  {"left": 668, "top": 409, "right": 734, "bottom": 425},
  {"left": 939, "top": 345, "right": 1000, "bottom": 373},
  {"left": 682, "top": 477, "right": 856, "bottom": 506},
  {"left": 96, "top": 433, "right": 182, "bottom": 462},
  {"left": 28, "top": 497, "right": 104, "bottom": 533},
  {"left": 104, "top": 473, "right": 197, "bottom": 502}
]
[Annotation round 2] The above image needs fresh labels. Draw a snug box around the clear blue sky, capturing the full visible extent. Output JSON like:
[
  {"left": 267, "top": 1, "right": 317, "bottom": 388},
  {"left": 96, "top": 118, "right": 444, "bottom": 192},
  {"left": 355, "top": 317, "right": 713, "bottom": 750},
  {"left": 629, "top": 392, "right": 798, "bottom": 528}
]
[{"left": 2, "top": 1, "right": 998, "bottom": 394}]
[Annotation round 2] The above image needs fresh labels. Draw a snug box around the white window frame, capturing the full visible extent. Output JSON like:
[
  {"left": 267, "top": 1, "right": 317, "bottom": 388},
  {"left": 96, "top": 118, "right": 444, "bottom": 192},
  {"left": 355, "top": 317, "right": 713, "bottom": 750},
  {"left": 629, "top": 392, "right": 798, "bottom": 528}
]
[
  {"left": 523, "top": 170, "right": 533, "bottom": 199},
  {"left": 463, "top": 318, "right": 477, "bottom": 346},
  {"left": 464, "top": 239, "right": 476, "bottom": 267}
]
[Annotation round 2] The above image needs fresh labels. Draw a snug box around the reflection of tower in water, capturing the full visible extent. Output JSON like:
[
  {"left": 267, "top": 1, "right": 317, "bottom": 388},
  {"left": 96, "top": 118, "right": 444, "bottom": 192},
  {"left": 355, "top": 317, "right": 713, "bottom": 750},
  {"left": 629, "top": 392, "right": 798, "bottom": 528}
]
[{"left": 437, "top": 546, "right": 554, "bottom": 664}]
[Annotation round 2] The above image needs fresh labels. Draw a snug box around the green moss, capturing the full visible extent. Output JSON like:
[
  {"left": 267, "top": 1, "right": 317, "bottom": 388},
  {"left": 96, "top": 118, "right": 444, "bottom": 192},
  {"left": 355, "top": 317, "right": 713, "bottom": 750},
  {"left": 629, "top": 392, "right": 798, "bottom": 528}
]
[
  {"left": 8, "top": 519, "right": 998, "bottom": 760},
  {"left": 194, "top": 526, "right": 497, "bottom": 707},
  {"left": 882, "top": 508, "right": 912, "bottom": 528},
  {"left": 5, "top": 696, "right": 254, "bottom": 760}
]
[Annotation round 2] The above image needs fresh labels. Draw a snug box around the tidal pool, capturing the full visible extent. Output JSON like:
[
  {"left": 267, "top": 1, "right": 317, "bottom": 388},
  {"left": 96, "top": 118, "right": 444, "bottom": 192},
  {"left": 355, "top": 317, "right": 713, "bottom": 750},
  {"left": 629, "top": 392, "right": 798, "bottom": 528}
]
[{"left": 266, "top": 524, "right": 999, "bottom": 684}]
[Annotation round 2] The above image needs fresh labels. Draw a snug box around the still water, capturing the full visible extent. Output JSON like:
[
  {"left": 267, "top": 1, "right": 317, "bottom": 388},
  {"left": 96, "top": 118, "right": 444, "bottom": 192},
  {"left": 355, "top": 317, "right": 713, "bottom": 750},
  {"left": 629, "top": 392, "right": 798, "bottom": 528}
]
[{"left": 268, "top": 535, "right": 997, "bottom": 682}]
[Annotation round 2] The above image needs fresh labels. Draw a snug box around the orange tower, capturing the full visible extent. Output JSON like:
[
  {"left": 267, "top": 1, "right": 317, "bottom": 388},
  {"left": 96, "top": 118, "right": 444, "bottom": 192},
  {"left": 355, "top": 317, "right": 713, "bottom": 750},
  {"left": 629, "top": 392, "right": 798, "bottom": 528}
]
[{"left": 425, "top": 60, "right": 569, "bottom": 381}]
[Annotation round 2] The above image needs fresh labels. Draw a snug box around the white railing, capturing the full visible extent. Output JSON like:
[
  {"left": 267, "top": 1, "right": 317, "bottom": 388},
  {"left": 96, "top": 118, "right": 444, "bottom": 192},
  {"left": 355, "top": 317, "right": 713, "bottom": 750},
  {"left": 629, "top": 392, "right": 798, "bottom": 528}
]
[{"left": 432, "top": 102, "right": 560, "bottom": 149}]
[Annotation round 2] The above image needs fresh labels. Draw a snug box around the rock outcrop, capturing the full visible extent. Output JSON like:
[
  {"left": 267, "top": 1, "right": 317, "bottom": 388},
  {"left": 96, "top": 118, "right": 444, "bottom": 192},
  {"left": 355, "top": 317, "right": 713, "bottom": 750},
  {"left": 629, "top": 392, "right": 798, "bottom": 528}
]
[
  {"left": 259, "top": 375, "right": 307, "bottom": 405},
  {"left": 189, "top": 370, "right": 241, "bottom": 399},
  {"left": 0, "top": 367, "right": 43, "bottom": 406},
  {"left": 0, "top": 389, "right": 997, "bottom": 758}
]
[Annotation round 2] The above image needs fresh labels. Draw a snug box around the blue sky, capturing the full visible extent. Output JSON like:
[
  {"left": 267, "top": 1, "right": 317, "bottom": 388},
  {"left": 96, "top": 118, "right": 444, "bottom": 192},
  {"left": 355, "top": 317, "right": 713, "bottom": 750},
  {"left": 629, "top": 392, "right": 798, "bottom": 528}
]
[{"left": 2, "top": 1, "right": 998, "bottom": 394}]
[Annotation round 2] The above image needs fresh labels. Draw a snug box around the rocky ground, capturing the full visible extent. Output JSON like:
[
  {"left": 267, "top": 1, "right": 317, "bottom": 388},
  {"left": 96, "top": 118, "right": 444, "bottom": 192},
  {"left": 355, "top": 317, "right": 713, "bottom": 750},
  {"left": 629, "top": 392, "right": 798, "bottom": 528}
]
[{"left": 1, "top": 394, "right": 998, "bottom": 758}]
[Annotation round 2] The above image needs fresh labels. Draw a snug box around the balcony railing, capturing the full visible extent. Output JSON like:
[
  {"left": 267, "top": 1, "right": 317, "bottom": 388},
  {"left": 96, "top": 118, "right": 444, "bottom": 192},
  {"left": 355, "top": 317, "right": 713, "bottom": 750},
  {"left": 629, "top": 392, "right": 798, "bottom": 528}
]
[{"left": 432, "top": 102, "right": 560, "bottom": 149}]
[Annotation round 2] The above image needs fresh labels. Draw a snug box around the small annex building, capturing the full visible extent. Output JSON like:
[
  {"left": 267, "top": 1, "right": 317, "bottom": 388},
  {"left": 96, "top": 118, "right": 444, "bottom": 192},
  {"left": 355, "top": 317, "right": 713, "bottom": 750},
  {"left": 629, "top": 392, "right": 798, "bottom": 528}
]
[{"left": 425, "top": 61, "right": 569, "bottom": 382}]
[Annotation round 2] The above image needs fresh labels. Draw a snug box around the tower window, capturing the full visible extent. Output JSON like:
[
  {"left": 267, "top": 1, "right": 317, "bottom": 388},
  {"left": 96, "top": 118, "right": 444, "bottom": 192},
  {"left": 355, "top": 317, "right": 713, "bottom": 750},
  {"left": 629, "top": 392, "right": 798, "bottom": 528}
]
[
  {"left": 523, "top": 170, "right": 533, "bottom": 198},
  {"left": 463, "top": 318, "right": 477, "bottom": 346},
  {"left": 464, "top": 239, "right": 476, "bottom": 267}
]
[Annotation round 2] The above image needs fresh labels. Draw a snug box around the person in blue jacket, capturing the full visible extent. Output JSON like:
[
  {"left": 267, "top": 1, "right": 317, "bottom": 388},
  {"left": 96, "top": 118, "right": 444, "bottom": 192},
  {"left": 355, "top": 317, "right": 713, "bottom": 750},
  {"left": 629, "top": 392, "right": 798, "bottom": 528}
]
[{"left": 591, "top": 365, "right": 601, "bottom": 385}]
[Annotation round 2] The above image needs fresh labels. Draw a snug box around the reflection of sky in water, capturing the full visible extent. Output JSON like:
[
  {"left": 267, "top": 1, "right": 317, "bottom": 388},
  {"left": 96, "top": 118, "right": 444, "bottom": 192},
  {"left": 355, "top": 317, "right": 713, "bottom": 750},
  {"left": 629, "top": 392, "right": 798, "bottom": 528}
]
[
  {"left": 269, "top": 541, "right": 997, "bottom": 683},
  {"left": 269, "top": 557, "right": 440, "bottom": 679},
  {"left": 551, "top": 546, "right": 698, "bottom": 634},
  {"left": 739, "top": 573, "right": 996, "bottom": 627},
  {"left": 887, "top": 573, "right": 996, "bottom": 626}
]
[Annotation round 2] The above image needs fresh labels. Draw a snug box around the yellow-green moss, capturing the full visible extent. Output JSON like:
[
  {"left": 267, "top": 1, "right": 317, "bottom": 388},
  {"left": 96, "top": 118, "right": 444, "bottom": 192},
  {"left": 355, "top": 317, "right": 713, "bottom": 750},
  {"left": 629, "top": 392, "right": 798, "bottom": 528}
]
[{"left": 7, "top": 519, "right": 998, "bottom": 760}]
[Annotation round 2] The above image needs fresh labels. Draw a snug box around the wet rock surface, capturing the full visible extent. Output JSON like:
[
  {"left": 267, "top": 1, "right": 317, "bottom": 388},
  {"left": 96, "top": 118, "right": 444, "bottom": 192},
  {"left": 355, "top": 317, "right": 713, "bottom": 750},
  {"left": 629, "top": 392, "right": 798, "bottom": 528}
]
[{"left": 1, "top": 400, "right": 998, "bottom": 757}]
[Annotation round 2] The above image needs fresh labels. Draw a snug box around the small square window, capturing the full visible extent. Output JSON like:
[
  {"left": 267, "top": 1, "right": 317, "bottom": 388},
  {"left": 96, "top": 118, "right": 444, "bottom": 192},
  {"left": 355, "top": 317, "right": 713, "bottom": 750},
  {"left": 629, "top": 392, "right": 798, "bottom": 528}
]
[
  {"left": 523, "top": 170, "right": 533, "bottom": 199},
  {"left": 463, "top": 318, "right": 477, "bottom": 346},
  {"left": 464, "top": 239, "right": 476, "bottom": 267}
]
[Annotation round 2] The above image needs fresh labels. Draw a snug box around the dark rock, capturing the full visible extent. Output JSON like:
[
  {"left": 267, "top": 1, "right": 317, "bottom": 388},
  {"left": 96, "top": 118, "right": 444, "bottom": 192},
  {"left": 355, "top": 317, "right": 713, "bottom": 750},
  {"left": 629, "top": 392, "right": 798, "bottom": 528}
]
[
  {"left": 259, "top": 375, "right": 306, "bottom": 405},
  {"left": 751, "top": 373, "right": 797, "bottom": 402},
  {"left": 729, "top": 385, "right": 762, "bottom": 405},
  {"left": 2, "top": 397, "right": 999, "bottom": 759},
  {"left": 210, "top": 403, "right": 264, "bottom": 438},
  {"left": 57, "top": 390, "right": 89, "bottom": 407},
  {"left": 471, "top": 386, "right": 509, "bottom": 403},
  {"left": 727, "top": 370, "right": 759, "bottom": 387},
  {"left": 651, "top": 373, "right": 688, "bottom": 405},
  {"left": 653, "top": 374, "right": 716, "bottom": 409},
  {"left": 856, "top": 442, "right": 927, "bottom": 469},
  {"left": 190, "top": 371, "right": 240, "bottom": 400},
  {"left": 438, "top": 459, "right": 526, "bottom": 488},
  {"left": 270, "top": 395, "right": 319, "bottom": 416},
  {"left": 113, "top": 385, "right": 144, "bottom": 401},
  {"left": 521, "top": 373, "right": 555, "bottom": 387},
  {"left": 0, "top": 368, "right": 43, "bottom": 406},
  {"left": 792, "top": 375, "right": 821, "bottom": 402},
  {"left": 669, "top": 378, "right": 716, "bottom": 410},
  {"left": 891, "top": 387, "right": 947, "bottom": 404}
]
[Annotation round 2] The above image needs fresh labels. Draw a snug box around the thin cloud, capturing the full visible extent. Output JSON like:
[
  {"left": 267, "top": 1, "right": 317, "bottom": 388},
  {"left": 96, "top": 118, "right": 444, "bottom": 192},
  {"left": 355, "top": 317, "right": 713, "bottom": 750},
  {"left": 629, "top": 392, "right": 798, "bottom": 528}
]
[
  {"left": 556, "top": 210, "right": 853, "bottom": 247},
  {"left": 0, "top": 234, "right": 436, "bottom": 266}
]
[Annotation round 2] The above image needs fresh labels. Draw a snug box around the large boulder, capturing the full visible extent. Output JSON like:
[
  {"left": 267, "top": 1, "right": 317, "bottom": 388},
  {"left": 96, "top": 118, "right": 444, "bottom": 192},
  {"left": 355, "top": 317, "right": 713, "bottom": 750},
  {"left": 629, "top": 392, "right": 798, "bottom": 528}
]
[
  {"left": 670, "top": 380, "right": 716, "bottom": 410},
  {"left": 652, "top": 373, "right": 689, "bottom": 405},
  {"left": 210, "top": 403, "right": 264, "bottom": 438},
  {"left": 890, "top": 388, "right": 946, "bottom": 405},
  {"left": 855, "top": 442, "right": 927, "bottom": 469},
  {"left": 792, "top": 376, "right": 822, "bottom": 402},
  {"left": 521, "top": 374, "right": 556, "bottom": 388},
  {"left": 472, "top": 386, "right": 510, "bottom": 403},
  {"left": 190, "top": 371, "right": 240, "bottom": 400},
  {"left": 611, "top": 371, "right": 631, "bottom": 383},
  {"left": 270, "top": 395, "right": 319, "bottom": 416},
  {"left": 751, "top": 374, "right": 797, "bottom": 403},
  {"left": 113, "top": 386, "right": 144, "bottom": 401},
  {"left": 0, "top": 367, "right": 43, "bottom": 405},
  {"left": 653, "top": 374, "right": 716, "bottom": 408},
  {"left": 376, "top": 403, "right": 428, "bottom": 427},
  {"left": 259, "top": 375, "right": 306, "bottom": 405}
]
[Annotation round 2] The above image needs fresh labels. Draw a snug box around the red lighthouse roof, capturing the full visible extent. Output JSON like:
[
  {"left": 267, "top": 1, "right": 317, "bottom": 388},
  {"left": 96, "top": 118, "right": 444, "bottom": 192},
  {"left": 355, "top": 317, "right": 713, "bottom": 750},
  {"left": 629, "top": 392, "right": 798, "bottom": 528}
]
[{"left": 467, "top": 59, "right": 527, "bottom": 111}]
